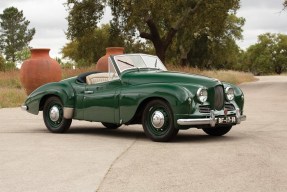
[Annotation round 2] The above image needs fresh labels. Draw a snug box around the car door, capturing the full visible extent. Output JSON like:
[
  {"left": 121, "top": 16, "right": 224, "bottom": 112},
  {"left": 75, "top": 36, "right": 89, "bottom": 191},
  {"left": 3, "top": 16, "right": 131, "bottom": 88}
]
[{"left": 83, "top": 79, "right": 122, "bottom": 123}]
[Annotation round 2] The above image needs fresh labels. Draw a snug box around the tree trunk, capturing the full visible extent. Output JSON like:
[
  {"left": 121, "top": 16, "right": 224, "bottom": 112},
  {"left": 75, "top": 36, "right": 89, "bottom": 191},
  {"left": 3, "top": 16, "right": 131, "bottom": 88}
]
[
  {"left": 275, "top": 65, "right": 282, "bottom": 75},
  {"left": 179, "top": 45, "right": 190, "bottom": 66},
  {"left": 139, "top": 0, "right": 203, "bottom": 64},
  {"left": 155, "top": 46, "right": 166, "bottom": 64}
]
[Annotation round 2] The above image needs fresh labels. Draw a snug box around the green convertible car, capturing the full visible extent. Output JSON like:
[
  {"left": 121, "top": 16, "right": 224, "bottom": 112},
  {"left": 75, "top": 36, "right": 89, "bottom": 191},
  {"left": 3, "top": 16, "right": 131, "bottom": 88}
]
[{"left": 22, "top": 54, "right": 246, "bottom": 142}]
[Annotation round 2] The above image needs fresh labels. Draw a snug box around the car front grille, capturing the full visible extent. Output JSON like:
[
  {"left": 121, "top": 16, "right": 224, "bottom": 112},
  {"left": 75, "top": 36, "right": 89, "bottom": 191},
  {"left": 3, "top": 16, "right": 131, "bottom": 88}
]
[
  {"left": 199, "top": 105, "right": 211, "bottom": 113},
  {"left": 225, "top": 103, "right": 235, "bottom": 111},
  {"left": 214, "top": 85, "right": 224, "bottom": 110},
  {"left": 199, "top": 103, "right": 235, "bottom": 113}
]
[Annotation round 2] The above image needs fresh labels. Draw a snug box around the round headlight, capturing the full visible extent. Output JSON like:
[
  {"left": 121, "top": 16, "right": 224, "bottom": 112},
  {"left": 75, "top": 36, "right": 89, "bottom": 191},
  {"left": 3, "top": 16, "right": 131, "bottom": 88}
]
[
  {"left": 197, "top": 88, "right": 208, "bottom": 103},
  {"left": 225, "top": 87, "right": 235, "bottom": 101}
]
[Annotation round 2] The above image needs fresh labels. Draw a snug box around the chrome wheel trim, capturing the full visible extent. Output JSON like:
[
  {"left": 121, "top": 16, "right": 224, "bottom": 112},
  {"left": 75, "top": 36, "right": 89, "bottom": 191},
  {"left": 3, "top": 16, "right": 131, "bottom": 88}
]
[
  {"left": 49, "top": 106, "right": 60, "bottom": 122},
  {"left": 151, "top": 110, "right": 165, "bottom": 129}
]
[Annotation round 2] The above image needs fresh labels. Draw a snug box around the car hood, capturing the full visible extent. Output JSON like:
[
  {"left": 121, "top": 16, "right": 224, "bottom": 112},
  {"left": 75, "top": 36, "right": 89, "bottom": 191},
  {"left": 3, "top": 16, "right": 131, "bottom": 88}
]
[{"left": 122, "top": 70, "right": 221, "bottom": 88}]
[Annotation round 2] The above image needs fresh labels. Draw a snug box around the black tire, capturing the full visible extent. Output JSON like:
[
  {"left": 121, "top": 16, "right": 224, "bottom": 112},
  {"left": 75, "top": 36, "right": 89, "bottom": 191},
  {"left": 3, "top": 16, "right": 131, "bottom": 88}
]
[
  {"left": 43, "top": 96, "right": 72, "bottom": 133},
  {"left": 142, "top": 100, "right": 178, "bottom": 142},
  {"left": 202, "top": 125, "right": 232, "bottom": 136},
  {"left": 102, "top": 122, "right": 121, "bottom": 129}
]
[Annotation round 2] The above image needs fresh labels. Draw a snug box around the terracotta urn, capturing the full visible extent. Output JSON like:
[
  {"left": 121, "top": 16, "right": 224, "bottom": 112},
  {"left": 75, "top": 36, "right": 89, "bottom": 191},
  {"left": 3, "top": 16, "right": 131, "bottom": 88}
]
[
  {"left": 96, "top": 47, "right": 124, "bottom": 72},
  {"left": 20, "top": 48, "right": 62, "bottom": 95}
]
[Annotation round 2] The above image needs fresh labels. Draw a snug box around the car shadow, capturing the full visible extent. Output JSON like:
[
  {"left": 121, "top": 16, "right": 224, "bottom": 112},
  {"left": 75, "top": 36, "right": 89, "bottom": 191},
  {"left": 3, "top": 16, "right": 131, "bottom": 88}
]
[
  {"left": 173, "top": 132, "right": 242, "bottom": 143},
  {"left": 69, "top": 127, "right": 147, "bottom": 140},
  {"left": 68, "top": 126, "right": 243, "bottom": 143}
]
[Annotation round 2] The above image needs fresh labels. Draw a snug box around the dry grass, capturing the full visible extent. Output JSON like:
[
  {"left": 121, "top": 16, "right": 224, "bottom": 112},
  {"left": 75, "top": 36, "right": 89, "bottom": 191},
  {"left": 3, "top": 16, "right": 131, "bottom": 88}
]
[
  {"left": 167, "top": 65, "right": 257, "bottom": 85},
  {"left": 0, "top": 88, "right": 26, "bottom": 108},
  {"left": 0, "top": 68, "right": 94, "bottom": 109},
  {"left": 0, "top": 66, "right": 256, "bottom": 108},
  {"left": 62, "top": 66, "right": 94, "bottom": 79},
  {"left": 0, "top": 70, "right": 22, "bottom": 89},
  {"left": 0, "top": 70, "right": 26, "bottom": 108}
]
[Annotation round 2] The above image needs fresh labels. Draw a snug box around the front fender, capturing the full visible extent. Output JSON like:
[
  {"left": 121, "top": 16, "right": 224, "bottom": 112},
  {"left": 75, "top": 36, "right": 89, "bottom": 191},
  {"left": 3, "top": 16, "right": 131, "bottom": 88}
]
[
  {"left": 223, "top": 82, "right": 244, "bottom": 112},
  {"left": 120, "top": 83, "right": 193, "bottom": 123}
]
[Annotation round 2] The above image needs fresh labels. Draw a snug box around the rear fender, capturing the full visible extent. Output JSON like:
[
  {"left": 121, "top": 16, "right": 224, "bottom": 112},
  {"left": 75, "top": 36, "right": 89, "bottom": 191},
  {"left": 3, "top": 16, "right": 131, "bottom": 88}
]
[{"left": 24, "top": 82, "right": 75, "bottom": 117}]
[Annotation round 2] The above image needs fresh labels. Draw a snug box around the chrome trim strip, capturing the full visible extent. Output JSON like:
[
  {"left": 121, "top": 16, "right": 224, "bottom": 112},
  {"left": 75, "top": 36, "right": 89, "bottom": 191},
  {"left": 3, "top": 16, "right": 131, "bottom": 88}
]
[
  {"left": 177, "top": 110, "right": 246, "bottom": 127},
  {"left": 21, "top": 105, "right": 28, "bottom": 111},
  {"left": 177, "top": 110, "right": 217, "bottom": 127},
  {"left": 64, "top": 107, "right": 74, "bottom": 119},
  {"left": 235, "top": 108, "right": 247, "bottom": 124},
  {"left": 240, "top": 115, "right": 247, "bottom": 122}
]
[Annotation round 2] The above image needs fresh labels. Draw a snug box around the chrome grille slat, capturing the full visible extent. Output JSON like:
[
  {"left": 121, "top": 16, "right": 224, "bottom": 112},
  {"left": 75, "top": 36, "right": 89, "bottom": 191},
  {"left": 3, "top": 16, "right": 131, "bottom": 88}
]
[
  {"left": 199, "top": 103, "right": 235, "bottom": 114},
  {"left": 199, "top": 105, "right": 211, "bottom": 113},
  {"left": 225, "top": 104, "right": 235, "bottom": 111},
  {"left": 214, "top": 86, "right": 224, "bottom": 110}
]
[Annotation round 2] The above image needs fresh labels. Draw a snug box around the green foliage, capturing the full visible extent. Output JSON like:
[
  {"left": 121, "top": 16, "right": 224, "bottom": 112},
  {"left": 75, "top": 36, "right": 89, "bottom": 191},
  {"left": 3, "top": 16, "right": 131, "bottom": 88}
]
[
  {"left": 65, "top": 0, "right": 107, "bottom": 66},
  {"left": 0, "top": 53, "right": 16, "bottom": 72},
  {"left": 61, "top": 61, "right": 75, "bottom": 69},
  {"left": 0, "top": 54, "right": 5, "bottom": 71},
  {"left": 62, "top": 24, "right": 110, "bottom": 66},
  {"left": 64, "top": 0, "right": 244, "bottom": 69},
  {"left": 5, "top": 61, "right": 16, "bottom": 71},
  {"left": 15, "top": 47, "right": 31, "bottom": 63},
  {"left": 62, "top": 24, "right": 152, "bottom": 67},
  {"left": 242, "top": 33, "right": 287, "bottom": 75},
  {"left": 0, "top": 7, "right": 35, "bottom": 62},
  {"left": 65, "top": 0, "right": 104, "bottom": 40},
  {"left": 169, "top": 3, "right": 244, "bottom": 69},
  {"left": 108, "top": 0, "right": 243, "bottom": 65}
]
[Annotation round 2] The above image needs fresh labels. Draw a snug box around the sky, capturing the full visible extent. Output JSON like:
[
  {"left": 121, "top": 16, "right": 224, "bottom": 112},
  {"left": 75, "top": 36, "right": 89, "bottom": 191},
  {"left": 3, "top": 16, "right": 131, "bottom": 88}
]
[{"left": 0, "top": 0, "right": 287, "bottom": 58}]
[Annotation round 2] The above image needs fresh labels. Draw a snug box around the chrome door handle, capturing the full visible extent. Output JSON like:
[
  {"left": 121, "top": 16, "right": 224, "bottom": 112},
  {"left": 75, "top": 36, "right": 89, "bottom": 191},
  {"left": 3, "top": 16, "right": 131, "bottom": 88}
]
[{"left": 84, "top": 90, "right": 94, "bottom": 94}]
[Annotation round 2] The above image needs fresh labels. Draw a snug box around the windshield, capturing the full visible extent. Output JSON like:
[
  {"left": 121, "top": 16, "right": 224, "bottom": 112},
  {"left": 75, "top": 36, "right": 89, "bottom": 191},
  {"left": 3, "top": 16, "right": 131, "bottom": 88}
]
[{"left": 113, "top": 54, "right": 167, "bottom": 72}]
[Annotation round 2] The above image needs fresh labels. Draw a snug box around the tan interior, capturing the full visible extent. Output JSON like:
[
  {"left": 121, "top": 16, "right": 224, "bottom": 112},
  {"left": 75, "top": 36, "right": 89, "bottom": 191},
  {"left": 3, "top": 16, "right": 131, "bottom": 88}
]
[{"left": 86, "top": 73, "right": 109, "bottom": 85}]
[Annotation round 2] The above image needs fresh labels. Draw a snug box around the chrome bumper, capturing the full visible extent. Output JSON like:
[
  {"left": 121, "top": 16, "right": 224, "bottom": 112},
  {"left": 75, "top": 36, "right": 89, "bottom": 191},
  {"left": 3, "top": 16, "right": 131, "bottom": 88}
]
[
  {"left": 21, "top": 105, "right": 28, "bottom": 111},
  {"left": 177, "top": 109, "right": 246, "bottom": 127}
]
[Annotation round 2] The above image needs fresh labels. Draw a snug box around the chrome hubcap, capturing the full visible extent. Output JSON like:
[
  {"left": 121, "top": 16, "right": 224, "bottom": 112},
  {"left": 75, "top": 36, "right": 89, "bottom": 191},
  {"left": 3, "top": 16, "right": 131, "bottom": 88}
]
[
  {"left": 49, "top": 106, "right": 60, "bottom": 122},
  {"left": 151, "top": 111, "right": 165, "bottom": 129}
]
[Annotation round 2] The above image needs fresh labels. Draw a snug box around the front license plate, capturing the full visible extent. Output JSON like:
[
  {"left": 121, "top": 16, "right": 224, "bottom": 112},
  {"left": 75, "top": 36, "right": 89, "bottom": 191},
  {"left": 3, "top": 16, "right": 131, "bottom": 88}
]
[{"left": 217, "top": 116, "right": 236, "bottom": 124}]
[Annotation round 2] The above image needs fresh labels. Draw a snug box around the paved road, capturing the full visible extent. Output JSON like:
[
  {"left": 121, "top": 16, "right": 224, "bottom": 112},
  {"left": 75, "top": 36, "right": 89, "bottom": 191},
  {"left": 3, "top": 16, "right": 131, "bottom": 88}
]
[{"left": 0, "top": 76, "right": 287, "bottom": 192}]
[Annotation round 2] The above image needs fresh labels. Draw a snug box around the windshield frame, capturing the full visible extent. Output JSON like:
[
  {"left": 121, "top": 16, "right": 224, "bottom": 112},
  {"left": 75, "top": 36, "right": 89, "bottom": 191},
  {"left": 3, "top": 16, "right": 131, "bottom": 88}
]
[{"left": 111, "top": 54, "right": 167, "bottom": 74}]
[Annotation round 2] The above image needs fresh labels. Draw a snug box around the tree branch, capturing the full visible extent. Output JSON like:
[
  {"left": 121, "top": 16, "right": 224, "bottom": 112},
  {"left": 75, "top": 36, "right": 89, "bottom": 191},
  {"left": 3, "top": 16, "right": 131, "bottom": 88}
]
[
  {"left": 163, "top": 0, "right": 204, "bottom": 49},
  {"left": 140, "top": 16, "right": 163, "bottom": 49},
  {"left": 173, "top": 0, "right": 203, "bottom": 30},
  {"left": 140, "top": 32, "right": 152, "bottom": 40},
  {"left": 145, "top": 17, "right": 161, "bottom": 42}
]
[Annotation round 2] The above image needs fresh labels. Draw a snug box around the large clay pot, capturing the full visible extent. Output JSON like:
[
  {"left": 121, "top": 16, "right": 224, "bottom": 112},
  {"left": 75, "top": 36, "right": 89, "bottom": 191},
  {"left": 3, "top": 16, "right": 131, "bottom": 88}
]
[
  {"left": 20, "top": 48, "right": 62, "bottom": 95},
  {"left": 96, "top": 47, "right": 124, "bottom": 72}
]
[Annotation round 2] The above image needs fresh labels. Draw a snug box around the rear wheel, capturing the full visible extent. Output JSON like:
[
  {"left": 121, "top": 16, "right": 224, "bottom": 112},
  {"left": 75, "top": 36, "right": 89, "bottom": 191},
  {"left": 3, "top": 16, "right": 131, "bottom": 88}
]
[
  {"left": 142, "top": 100, "right": 178, "bottom": 142},
  {"left": 202, "top": 125, "right": 232, "bottom": 136},
  {"left": 101, "top": 122, "right": 121, "bottom": 129},
  {"left": 43, "top": 96, "right": 72, "bottom": 133}
]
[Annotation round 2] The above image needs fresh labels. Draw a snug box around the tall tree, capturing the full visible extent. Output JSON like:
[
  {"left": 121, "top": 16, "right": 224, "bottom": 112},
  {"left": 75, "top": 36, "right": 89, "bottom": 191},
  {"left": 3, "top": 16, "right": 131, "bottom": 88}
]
[
  {"left": 243, "top": 33, "right": 287, "bottom": 75},
  {"left": 109, "top": 0, "right": 203, "bottom": 63},
  {"left": 0, "top": 54, "right": 5, "bottom": 71},
  {"left": 185, "top": 13, "right": 245, "bottom": 69},
  {"left": 65, "top": 0, "right": 104, "bottom": 40},
  {"left": 108, "top": 0, "right": 241, "bottom": 64},
  {"left": 0, "top": 7, "right": 35, "bottom": 62},
  {"left": 65, "top": 0, "right": 105, "bottom": 65},
  {"left": 62, "top": 24, "right": 153, "bottom": 66},
  {"left": 62, "top": 24, "right": 111, "bottom": 67}
]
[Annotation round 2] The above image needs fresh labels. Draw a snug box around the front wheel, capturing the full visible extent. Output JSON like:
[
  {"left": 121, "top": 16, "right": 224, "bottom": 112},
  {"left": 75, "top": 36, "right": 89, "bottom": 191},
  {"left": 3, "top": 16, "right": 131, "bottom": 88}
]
[
  {"left": 202, "top": 125, "right": 232, "bottom": 136},
  {"left": 142, "top": 100, "right": 178, "bottom": 142},
  {"left": 43, "top": 96, "right": 72, "bottom": 133}
]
